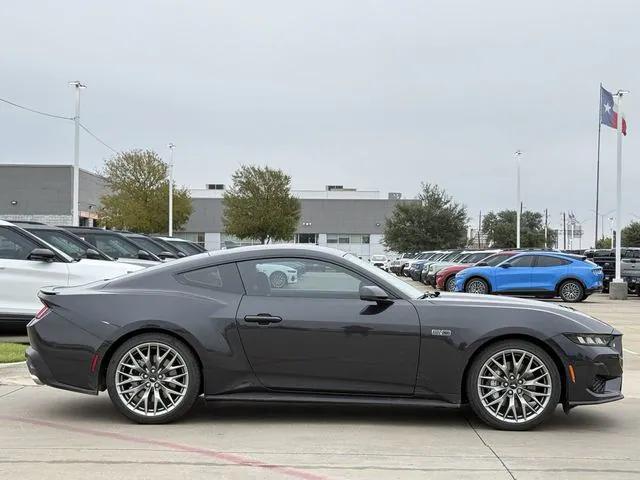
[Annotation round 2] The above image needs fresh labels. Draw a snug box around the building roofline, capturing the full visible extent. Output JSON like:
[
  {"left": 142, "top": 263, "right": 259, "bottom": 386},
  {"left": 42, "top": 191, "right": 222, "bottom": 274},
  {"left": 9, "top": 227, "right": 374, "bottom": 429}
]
[{"left": 0, "top": 164, "right": 103, "bottom": 177}]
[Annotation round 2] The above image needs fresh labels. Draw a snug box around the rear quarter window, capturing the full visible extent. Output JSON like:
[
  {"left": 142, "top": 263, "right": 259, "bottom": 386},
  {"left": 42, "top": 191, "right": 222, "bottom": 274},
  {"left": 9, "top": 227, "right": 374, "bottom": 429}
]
[{"left": 176, "top": 263, "right": 245, "bottom": 294}]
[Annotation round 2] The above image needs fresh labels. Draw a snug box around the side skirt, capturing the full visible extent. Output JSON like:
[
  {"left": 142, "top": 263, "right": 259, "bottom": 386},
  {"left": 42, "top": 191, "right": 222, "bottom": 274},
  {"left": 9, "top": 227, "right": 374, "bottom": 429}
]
[{"left": 204, "top": 392, "right": 460, "bottom": 409}]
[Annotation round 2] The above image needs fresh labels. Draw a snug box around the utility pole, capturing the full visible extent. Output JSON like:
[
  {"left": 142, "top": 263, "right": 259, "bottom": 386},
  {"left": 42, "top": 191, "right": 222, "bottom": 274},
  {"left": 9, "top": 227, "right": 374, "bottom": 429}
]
[
  {"left": 478, "top": 211, "right": 482, "bottom": 248},
  {"left": 168, "top": 143, "right": 176, "bottom": 237},
  {"left": 515, "top": 150, "right": 523, "bottom": 248},
  {"left": 544, "top": 208, "right": 548, "bottom": 249},
  {"left": 563, "top": 212, "right": 567, "bottom": 250},
  {"left": 69, "top": 81, "right": 86, "bottom": 226},
  {"left": 612, "top": 90, "right": 628, "bottom": 293}
]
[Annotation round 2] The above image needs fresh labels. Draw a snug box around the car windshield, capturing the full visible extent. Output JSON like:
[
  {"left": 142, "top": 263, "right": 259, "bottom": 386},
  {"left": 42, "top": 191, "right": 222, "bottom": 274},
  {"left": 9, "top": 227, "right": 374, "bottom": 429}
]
[
  {"left": 482, "top": 252, "right": 515, "bottom": 266},
  {"left": 171, "top": 240, "right": 202, "bottom": 255},
  {"left": 129, "top": 236, "right": 165, "bottom": 256},
  {"left": 464, "top": 252, "right": 490, "bottom": 264},
  {"left": 344, "top": 253, "right": 423, "bottom": 299},
  {"left": 371, "top": 255, "right": 386, "bottom": 261},
  {"left": 91, "top": 234, "right": 141, "bottom": 259},
  {"left": 28, "top": 229, "right": 90, "bottom": 260}
]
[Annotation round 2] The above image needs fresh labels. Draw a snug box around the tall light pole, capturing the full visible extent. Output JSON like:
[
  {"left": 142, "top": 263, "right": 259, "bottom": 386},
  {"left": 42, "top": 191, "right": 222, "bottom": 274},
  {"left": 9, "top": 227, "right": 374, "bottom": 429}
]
[
  {"left": 69, "top": 81, "right": 86, "bottom": 226},
  {"left": 168, "top": 143, "right": 175, "bottom": 237},
  {"left": 612, "top": 89, "right": 629, "bottom": 298},
  {"left": 514, "top": 150, "right": 523, "bottom": 248}
]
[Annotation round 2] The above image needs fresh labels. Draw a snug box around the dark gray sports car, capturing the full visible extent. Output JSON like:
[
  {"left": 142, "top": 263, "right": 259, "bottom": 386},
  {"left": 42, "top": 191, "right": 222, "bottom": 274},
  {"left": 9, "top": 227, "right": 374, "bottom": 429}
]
[{"left": 26, "top": 245, "right": 623, "bottom": 430}]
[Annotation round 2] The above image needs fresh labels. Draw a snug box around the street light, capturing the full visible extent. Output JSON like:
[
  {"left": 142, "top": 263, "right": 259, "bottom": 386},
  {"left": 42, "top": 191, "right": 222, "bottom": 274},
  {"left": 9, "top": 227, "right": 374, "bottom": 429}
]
[
  {"left": 514, "top": 150, "right": 523, "bottom": 248},
  {"left": 69, "top": 81, "right": 86, "bottom": 226},
  {"left": 167, "top": 143, "right": 175, "bottom": 237}
]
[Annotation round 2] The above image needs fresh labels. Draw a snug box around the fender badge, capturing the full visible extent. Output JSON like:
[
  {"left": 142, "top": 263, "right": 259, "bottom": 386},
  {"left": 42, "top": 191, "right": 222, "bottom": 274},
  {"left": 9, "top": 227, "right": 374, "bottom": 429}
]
[{"left": 431, "top": 329, "right": 452, "bottom": 337}]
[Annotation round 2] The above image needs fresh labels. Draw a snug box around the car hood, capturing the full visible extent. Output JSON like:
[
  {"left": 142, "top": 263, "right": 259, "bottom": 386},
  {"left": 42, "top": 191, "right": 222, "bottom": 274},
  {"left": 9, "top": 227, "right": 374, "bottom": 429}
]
[
  {"left": 425, "top": 292, "right": 615, "bottom": 334},
  {"left": 71, "top": 259, "right": 145, "bottom": 276}
]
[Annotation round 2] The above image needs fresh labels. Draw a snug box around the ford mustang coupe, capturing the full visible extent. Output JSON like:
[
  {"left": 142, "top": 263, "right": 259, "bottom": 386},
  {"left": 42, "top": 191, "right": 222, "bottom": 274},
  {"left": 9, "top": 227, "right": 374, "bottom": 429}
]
[{"left": 26, "top": 245, "right": 623, "bottom": 430}]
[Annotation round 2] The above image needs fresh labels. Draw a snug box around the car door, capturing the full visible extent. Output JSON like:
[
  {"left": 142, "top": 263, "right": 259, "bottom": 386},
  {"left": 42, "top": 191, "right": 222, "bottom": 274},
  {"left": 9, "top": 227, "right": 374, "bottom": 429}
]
[
  {"left": 0, "top": 226, "right": 69, "bottom": 316},
  {"left": 493, "top": 254, "right": 536, "bottom": 292},
  {"left": 235, "top": 257, "right": 421, "bottom": 395},
  {"left": 530, "top": 255, "right": 570, "bottom": 291}
]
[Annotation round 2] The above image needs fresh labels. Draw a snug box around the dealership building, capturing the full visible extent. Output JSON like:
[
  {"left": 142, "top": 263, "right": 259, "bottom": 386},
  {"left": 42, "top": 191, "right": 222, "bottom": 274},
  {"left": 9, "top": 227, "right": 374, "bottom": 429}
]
[{"left": 0, "top": 165, "right": 411, "bottom": 259}]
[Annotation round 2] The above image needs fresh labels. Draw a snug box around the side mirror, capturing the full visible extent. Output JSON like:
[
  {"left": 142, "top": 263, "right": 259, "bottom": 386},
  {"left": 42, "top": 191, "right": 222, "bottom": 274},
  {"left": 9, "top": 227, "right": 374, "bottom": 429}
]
[
  {"left": 138, "top": 249, "right": 152, "bottom": 260},
  {"left": 28, "top": 248, "right": 56, "bottom": 262},
  {"left": 158, "top": 251, "right": 178, "bottom": 260},
  {"left": 359, "top": 285, "right": 392, "bottom": 303},
  {"left": 177, "top": 251, "right": 187, "bottom": 258},
  {"left": 499, "top": 263, "right": 511, "bottom": 268},
  {"left": 476, "top": 261, "right": 488, "bottom": 267},
  {"left": 85, "top": 248, "right": 102, "bottom": 260}
]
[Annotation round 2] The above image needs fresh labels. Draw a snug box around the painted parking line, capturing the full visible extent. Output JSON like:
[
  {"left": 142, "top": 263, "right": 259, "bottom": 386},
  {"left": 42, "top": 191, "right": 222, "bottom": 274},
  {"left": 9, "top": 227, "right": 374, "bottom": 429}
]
[
  {"left": 0, "top": 415, "right": 330, "bottom": 480},
  {"left": 623, "top": 348, "right": 638, "bottom": 356}
]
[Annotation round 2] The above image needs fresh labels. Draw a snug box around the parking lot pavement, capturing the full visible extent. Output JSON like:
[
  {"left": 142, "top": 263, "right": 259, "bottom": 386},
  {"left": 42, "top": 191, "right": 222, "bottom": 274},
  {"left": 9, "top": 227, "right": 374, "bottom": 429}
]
[{"left": 1, "top": 289, "right": 639, "bottom": 479}]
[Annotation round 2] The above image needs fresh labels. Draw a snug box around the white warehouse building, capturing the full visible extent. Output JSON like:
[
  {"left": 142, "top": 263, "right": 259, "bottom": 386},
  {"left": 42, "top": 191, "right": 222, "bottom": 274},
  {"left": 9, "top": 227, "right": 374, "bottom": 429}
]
[{"left": 178, "top": 185, "right": 412, "bottom": 260}]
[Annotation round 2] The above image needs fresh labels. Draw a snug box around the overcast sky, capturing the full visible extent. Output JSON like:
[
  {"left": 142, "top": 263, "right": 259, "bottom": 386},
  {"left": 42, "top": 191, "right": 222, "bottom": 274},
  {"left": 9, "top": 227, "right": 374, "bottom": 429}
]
[{"left": 2, "top": 1, "right": 639, "bottom": 247}]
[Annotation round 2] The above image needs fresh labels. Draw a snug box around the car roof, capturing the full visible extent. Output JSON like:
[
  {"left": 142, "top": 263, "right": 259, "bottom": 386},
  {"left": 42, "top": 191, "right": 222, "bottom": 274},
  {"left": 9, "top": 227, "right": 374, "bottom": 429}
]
[{"left": 510, "top": 250, "right": 584, "bottom": 261}]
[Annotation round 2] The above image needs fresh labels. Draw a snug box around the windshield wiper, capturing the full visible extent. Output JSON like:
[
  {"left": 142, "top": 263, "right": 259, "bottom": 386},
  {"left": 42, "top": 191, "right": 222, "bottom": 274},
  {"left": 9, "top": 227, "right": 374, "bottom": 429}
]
[{"left": 418, "top": 291, "right": 440, "bottom": 299}]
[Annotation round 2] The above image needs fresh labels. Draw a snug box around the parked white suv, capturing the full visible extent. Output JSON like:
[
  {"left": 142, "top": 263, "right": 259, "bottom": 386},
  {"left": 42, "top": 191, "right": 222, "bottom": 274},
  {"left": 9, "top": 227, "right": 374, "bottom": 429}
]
[{"left": 0, "top": 220, "right": 144, "bottom": 327}]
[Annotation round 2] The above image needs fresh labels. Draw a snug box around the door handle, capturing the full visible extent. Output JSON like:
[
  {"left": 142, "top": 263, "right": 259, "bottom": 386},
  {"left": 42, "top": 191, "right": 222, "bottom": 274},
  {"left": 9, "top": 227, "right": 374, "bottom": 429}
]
[{"left": 244, "top": 314, "right": 282, "bottom": 325}]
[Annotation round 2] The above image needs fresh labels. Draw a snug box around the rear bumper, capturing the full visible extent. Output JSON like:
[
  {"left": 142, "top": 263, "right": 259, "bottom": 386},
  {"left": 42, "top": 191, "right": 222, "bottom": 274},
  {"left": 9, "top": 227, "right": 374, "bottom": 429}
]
[{"left": 25, "top": 345, "right": 97, "bottom": 395}]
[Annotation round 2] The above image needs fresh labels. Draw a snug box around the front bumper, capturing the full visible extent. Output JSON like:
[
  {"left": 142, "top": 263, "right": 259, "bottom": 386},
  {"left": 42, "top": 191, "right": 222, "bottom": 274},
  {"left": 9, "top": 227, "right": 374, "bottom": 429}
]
[
  {"left": 409, "top": 269, "right": 423, "bottom": 281},
  {"left": 424, "top": 273, "right": 437, "bottom": 286},
  {"left": 553, "top": 333, "right": 624, "bottom": 407}
]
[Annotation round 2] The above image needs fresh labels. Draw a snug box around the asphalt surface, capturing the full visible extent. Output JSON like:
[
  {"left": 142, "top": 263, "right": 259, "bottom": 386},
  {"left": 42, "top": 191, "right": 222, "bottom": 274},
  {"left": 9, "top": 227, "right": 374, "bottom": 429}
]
[{"left": 1, "top": 283, "right": 639, "bottom": 479}]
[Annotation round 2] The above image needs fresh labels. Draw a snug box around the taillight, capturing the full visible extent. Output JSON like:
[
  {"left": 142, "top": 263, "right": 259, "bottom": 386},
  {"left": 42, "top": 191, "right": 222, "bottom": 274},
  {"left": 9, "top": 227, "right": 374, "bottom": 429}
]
[{"left": 34, "top": 305, "right": 50, "bottom": 320}]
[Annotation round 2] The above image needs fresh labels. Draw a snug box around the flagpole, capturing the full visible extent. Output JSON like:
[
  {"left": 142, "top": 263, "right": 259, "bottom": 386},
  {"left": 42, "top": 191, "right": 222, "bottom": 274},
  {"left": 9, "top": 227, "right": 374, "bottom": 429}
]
[
  {"left": 610, "top": 89, "right": 629, "bottom": 300},
  {"left": 594, "top": 83, "right": 602, "bottom": 245}
]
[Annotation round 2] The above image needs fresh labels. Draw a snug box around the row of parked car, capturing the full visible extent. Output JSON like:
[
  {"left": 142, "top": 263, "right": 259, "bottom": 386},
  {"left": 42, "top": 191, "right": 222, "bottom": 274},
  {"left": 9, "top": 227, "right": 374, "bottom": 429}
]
[
  {"left": 389, "top": 248, "right": 607, "bottom": 303},
  {"left": 0, "top": 219, "right": 205, "bottom": 327}
]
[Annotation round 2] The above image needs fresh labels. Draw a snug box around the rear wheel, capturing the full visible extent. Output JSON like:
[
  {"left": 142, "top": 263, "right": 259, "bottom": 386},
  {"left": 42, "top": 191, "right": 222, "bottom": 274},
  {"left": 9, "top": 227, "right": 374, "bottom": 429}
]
[
  {"left": 465, "top": 277, "right": 489, "bottom": 295},
  {"left": 466, "top": 339, "right": 561, "bottom": 430},
  {"left": 559, "top": 280, "right": 584, "bottom": 303},
  {"left": 106, "top": 333, "right": 201, "bottom": 424},
  {"left": 445, "top": 276, "right": 457, "bottom": 292}
]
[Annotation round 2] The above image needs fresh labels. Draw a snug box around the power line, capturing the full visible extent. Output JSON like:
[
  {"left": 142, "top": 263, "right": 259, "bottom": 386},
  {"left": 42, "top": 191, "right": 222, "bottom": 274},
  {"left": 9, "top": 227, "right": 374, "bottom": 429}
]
[
  {"left": 80, "top": 123, "right": 119, "bottom": 154},
  {"left": 0, "top": 96, "right": 73, "bottom": 120}
]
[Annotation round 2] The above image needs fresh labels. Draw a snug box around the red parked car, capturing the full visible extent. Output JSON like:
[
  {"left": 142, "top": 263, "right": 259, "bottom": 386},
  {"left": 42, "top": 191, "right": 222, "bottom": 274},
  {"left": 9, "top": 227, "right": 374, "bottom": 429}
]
[{"left": 436, "top": 251, "right": 518, "bottom": 291}]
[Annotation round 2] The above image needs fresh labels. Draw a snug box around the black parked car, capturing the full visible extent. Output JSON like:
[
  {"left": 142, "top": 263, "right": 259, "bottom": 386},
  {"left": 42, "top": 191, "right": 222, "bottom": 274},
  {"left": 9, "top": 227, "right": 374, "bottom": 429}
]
[{"left": 27, "top": 245, "right": 623, "bottom": 430}]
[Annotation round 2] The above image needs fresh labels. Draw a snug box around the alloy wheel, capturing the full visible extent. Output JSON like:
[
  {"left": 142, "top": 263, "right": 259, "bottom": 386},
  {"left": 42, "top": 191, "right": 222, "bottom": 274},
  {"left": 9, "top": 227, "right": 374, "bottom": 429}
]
[
  {"left": 270, "top": 271, "right": 287, "bottom": 288},
  {"left": 115, "top": 342, "right": 189, "bottom": 417},
  {"left": 477, "top": 349, "right": 552, "bottom": 424},
  {"left": 445, "top": 277, "right": 457, "bottom": 292},
  {"left": 560, "top": 281, "right": 582, "bottom": 302},
  {"left": 466, "top": 279, "right": 488, "bottom": 294}
]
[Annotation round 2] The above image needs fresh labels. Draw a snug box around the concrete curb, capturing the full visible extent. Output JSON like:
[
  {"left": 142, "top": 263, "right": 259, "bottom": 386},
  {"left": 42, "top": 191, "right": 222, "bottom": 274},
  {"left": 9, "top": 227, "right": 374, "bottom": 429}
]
[{"left": 0, "top": 361, "right": 27, "bottom": 369}]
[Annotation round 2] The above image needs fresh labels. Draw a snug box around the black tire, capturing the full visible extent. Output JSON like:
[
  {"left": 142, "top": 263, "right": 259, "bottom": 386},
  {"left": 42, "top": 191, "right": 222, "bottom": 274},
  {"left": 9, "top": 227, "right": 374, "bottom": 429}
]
[
  {"left": 106, "top": 333, "right": 201, "bottom": 424},
  {"left": 466, "top": 339, "right": 561, "bottom": 431},
  {"left": 445, "top": 276, "right": 457, "bottom": 292},
  {"left": 465, "top": 277, "right": 489, "bottom": 295},
  {"left": 269, "top": 270, "right": 288, "bottom": 288},
  {"left": 558, "top": 279, "right": 584, "bottom": 303}
]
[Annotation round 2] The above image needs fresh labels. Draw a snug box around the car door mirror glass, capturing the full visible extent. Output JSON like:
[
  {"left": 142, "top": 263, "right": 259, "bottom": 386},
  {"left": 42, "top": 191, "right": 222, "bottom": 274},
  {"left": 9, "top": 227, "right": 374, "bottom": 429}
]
[
  {"left": 500, "top": 263, "right": 511, "bottom": 268},
  {"left": 28, "top": 248, "right": 56, "bottom": 262},
  {"left": 158, "top": 251, "right": 177, "bottom": 259},
  {"left": 138, "top": 249, "right": 152, "bottom": 260}
]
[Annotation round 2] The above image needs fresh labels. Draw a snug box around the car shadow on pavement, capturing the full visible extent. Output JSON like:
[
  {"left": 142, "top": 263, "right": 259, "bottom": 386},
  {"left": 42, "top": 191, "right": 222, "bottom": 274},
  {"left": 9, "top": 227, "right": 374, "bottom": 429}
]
[{"left": 38, "top": 391, "right": 624, "bottom": 433}]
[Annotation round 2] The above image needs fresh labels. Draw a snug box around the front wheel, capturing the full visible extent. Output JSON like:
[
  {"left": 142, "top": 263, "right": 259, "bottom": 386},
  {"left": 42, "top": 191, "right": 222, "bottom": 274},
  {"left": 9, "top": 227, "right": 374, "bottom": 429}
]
[
  {"left": 559, "top": 280, "right": 584, "bottom": 303},
  {"left": 269, "top": 270, "right": 288, "bottom": 288},
  {"left": 106, "top": 333, "right": 201, "bottom": 424},
  {"left": 465, "top": 277, "right": 489, "bottom": 295},
  {"left": 466, "top": 340, "right": 561, "bottom": 430},
  {"left": 445, "top": 276, "right": 457, "bottom": 292}
]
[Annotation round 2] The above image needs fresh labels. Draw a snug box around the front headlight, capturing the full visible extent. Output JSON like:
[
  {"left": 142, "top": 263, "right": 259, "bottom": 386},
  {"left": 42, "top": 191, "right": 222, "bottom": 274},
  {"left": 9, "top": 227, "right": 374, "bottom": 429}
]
[{"left": 566, "top": 333, "right": 614, "bottom": 346}]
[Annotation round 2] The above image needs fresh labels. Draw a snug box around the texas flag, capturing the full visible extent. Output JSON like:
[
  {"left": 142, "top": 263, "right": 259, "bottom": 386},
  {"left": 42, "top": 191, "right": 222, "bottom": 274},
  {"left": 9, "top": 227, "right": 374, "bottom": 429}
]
[{"left": 601, "top": 86, "right": 627, "bottom": 135}]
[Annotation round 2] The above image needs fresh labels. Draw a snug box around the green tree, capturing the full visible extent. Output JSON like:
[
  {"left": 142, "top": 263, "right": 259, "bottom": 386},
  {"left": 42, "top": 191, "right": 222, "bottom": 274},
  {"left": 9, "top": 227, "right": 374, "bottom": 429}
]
[
  {"left": 222, "top": 165, "right": 301, "bottom": 244},
  {"left": 99, "top": 149, "right": 192, "bottom": 233},
  {"left": 482, "top": 210, "right": 556, "bottom": 248},
  {"left": 383, "top": 183, "right": 468, "bottom": 251},
  {"left": 622, "top": 221, "right": 640, "bottom": 247},
  {"left": 595, "top": 237, "right": 612, "bottom": 249}
]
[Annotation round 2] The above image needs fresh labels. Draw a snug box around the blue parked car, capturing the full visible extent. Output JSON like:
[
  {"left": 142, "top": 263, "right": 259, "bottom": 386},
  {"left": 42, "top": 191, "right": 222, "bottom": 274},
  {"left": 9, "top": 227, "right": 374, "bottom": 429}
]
[{"left": 454, "top": 251, "right": 603, "bottom": 302}]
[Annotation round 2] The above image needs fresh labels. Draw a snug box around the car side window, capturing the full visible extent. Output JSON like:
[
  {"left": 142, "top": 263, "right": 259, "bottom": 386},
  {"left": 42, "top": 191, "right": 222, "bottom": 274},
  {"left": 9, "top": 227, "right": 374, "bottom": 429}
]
[
  {"left": 177, "top": 263, "right": 245, "bottom": 294},
  {"left": 0, "top": 227, "right": 40, "bottom": 260},
  {"left": 508, "top": 255, "right": 535, "bottom": 267},
  {"left": 535, "top": 256, "right": 570, "bottom": 267},
  {"left": 237, "top": 258, "right": 375, "bottom": 299}
]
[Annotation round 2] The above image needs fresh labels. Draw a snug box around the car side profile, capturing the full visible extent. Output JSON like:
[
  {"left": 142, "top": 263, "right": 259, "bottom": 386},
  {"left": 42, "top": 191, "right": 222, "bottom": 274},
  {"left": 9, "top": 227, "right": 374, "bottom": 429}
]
[
  {"left": 0, "top": 220, "right": 144, "bottom": 327},
  {"left": 27, "top": 245, "right": 622, "bottom": 430},
  {"left": 436, "top": 251, "right": 517, "bottom": 291},
  {"left": 454, "top": 252, "right": 603, "bottom": 302}
]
